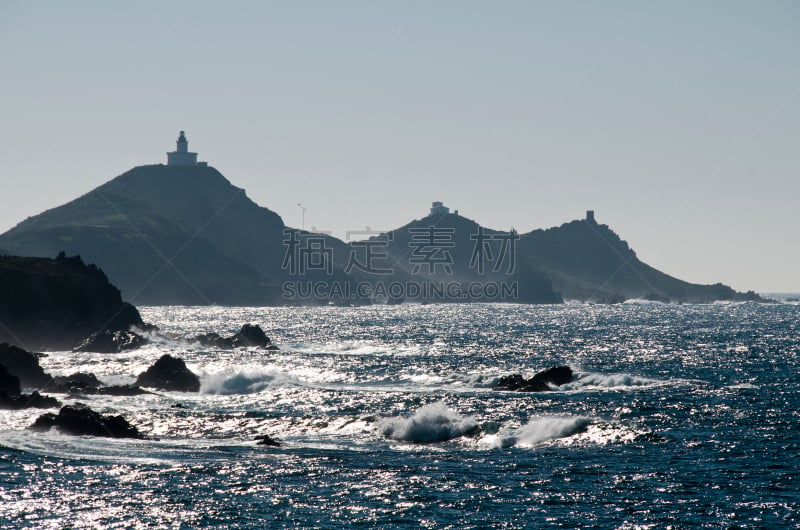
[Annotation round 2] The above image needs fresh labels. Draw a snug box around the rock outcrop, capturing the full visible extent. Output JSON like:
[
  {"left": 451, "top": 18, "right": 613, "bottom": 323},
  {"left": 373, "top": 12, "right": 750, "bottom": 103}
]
[
  {"left": 0, "top": 364, "right": 21, "bottom": 396},
  {"left": 0, "top": 253, "right": 153, "bottom": 350},
  {"left": 0, "top": 343, "right": 53, "bottom": 389},
  {"left": 0, "top": 365, "right": 60, "bottom": 409},
  {"left": 255, "top": 434, "right": 281, "bottom": 447},
  {"left": 29, "top": 403, "right": 144, "bottom": 438},
  {"left": 51, "top": 372, "right": 147, "bottom": 396},
  {"left": 52, "top": 372, "right": 103, "bottom": 392},
  {"left": 73, "top": 330, "right": 148, "bottom": 353},
  {"left": 135, "top": 355, "right": 200, "bottom": 392},
  {"left": 194, "top": 324, "right": 278, "bottom": 350},
  {"left": 233, "top": 324, "right": 274, "bottom": 348},
  {"left": 494, "top": 366, "right": 574, "bottom": 392},
  {"left": 0, "top": 343, "right": 150, "bottom": 397}
]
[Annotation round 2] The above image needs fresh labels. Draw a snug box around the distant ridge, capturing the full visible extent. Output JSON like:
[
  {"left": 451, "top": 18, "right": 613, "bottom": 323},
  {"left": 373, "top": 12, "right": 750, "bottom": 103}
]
[
  {"left": 520, "top": 219, "right": 760, "bottom": 303},
  {"left": 0, "top": 164, "right": 761, "bottom": 305}
]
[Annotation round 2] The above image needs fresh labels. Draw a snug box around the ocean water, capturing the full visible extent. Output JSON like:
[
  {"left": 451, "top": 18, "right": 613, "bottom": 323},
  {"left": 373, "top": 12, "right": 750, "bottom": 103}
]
[{"left": 1, "top": 301, "right": 799, "bottom": 528}]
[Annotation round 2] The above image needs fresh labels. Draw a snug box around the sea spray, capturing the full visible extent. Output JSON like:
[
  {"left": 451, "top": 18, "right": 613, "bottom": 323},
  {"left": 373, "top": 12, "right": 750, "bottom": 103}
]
[
  {"left": 380, "top": 401, "right": 478, "bottom": 442},
  {"left": 560, "top": 372, "right": 665, "bottom": 391},
  {"left": 200, "top": 369, "right": 299, "bottom": 394},
  {"left": 486, "top": 416, "right": 592, "bottom": 449}
]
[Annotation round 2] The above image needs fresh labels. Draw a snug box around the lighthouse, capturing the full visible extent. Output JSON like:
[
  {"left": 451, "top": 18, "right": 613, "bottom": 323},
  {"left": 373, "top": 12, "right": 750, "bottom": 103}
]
[{"left": 167, "top": 131, "right": 205, "bottom": 166}]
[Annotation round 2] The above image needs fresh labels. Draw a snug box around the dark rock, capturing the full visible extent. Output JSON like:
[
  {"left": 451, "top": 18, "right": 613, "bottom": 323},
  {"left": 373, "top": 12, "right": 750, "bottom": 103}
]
[
  {"left": 73, "top": 330, "right": 148, "bottom": 353},
  {"left": 0, "top": 365, "right": 60, "bottom": 409},
  {"left": 534, "top": 365, "right": 573, "bottom": 386},
  {"left": 0, "top": 343, "right": 53, "bottom": 389},
  {"left": 495, "top": 365, "right": 574, "bottom": 392},
  {"left": 171, "top": 403, "right": 187, "bottom": 409},
  {"left": 233, "top": 324, "right": 272, "bottom": 348},
  {"left": 193, "top": 324, "right": 278, "bottom": 350},
  {"left": 194, "top": 332, "right": 234, "bottom": 349},
  {"left": 0, "top": 254, "right": 155, "bottom": 350},
  {"left": 49, "top": 372, "right": 147, "bottom": 396},
  {"left": 0, "top": 364, "right": 21, "bottom": 396},
  {"left": 0, "top": 390, "right": 60, "bottom": 410},
  {"left": 29, "top": 402, "right": 144, "bottom": 438},
  {"left": 135, "top": 354, "right": 200, "bottom": 392},
  {"left": 53, "top": 372, "right": 103, "bottom": 390},
  {"left": 494, "top": 374, "right": 532, "bottom": 391},
  {"left": 255, "top": 434, "right": 281, "bottom": 446}
]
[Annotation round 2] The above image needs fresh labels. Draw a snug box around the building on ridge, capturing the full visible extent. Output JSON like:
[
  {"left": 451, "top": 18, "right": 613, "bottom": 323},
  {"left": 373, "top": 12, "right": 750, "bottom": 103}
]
[
  {"left": 430, "top": 201, "right": 450, "bottom": 215},
  {"left": 167, "top": 131, "right": 206, "bottom": 167}
]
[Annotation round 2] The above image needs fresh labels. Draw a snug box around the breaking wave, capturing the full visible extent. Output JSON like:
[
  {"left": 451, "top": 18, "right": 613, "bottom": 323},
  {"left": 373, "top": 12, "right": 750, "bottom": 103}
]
[
  {"left": 486, "top": 416, "right": 591, "bottom": 449},
  {"left": 200, "top": 369, "right": 299, "bottom": 395},
  {"left": 379, "top": 402, "right": 478, "bottom": 442},
  {"left": 560, "top": 372, "right": 666, "bottom": 391}
]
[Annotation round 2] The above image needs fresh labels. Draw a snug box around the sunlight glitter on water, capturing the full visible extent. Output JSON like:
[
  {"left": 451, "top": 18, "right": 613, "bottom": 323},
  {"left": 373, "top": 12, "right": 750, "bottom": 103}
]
[{"left": 2, "top": 302, "right": 799, "bottom": 528}]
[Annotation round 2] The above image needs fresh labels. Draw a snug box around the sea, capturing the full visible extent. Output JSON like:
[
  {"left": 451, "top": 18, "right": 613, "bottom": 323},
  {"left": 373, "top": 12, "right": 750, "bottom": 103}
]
[{"left": 1, "top": 300, "right": 799, "bottom": 529}]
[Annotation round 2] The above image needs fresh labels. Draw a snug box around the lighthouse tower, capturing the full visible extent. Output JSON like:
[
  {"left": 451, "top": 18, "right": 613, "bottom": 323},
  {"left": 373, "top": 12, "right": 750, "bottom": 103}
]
[{"left": 167, "top": 131, "right": 201, "bottom": 166}]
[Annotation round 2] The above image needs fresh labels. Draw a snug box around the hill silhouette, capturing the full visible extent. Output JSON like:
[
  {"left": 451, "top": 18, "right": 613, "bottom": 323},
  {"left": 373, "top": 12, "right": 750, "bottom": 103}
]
[
  {"left": 520, "top": 219, "right": 761, "bottom": 303},
  {"left": 0, "top": 164, "right": 761, "bottom": 305},
  {"left": 346, "top": 212, "right": 561, "bottom": 303}
]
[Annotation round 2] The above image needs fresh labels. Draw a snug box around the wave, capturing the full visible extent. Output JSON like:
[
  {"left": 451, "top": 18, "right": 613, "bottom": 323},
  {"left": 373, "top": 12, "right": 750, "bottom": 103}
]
[
  {"left": 288, "top": 341, "right": 423, "bottom": 357},
  {"left": 379, "top": 402, "right": 478, "bottom": 442},
  {"left": 725, "top": 382, "right": 760, "bottom": 390},
  {"left": 560, "top": 372, "right": 666, "bottom": 391},
  {"left": 446, "top": 368, "right": 669, "bottom": 392},
  {"left": 200, "top": 369, "right": 299, "bottom": 395},
  {"left": 485, "top": 416, "right": 591, "bottom": 449}
]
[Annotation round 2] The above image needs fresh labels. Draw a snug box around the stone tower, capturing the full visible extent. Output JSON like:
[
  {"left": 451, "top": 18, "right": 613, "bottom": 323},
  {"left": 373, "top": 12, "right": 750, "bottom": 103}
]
[{"left": 167, "top": 131, "right": 200, "bottom": 166}]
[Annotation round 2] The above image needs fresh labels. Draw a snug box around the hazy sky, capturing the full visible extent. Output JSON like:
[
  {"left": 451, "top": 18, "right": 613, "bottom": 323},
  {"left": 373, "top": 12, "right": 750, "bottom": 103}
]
[{"left": 1, "top": 1, "right": 798, "bottom": 292}]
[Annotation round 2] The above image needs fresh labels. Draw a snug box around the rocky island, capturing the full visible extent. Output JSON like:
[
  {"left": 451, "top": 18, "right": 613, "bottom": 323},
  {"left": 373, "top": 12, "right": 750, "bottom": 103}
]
[{"left": 0, "top": 134, "right": 763, "bottom": 305}]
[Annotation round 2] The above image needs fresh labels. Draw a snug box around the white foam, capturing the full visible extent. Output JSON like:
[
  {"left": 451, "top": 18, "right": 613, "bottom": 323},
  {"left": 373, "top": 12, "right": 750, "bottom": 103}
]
[
  {"left": 379, "top": 402, "right": 477, "bottom": 442},
  {"left": 725, "top": 382, "right": 760, "bottom": 390},
  {"left": 200, "top": 369, "right": 299, "bottom": 394},
  {"left": 288, "top": 341, "right": 423, "bottom": 357},
  {"left": 440, "top": 372, "right": 501, "bottom": 388},
  {"left": 484, "top": 416, "right": 591, "bottom": 449},
  {"left": 561, "top": 372, "right": 664, "bottom": 391}
]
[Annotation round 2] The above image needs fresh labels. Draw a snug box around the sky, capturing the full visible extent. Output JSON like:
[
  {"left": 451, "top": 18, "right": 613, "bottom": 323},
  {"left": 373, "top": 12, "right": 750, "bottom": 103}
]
[{"left": 1, "top": 1, "right": 798, "bottom": 292}]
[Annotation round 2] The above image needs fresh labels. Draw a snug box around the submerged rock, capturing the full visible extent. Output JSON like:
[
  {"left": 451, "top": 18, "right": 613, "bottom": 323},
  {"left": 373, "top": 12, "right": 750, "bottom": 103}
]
[
  {"left": 135, "top": 354, "right": 200, "bottom": 392},
  {"left": 29, "top": 403, "right": 144, "bottom": 438},
  {"left": 73, "top": 330, "right": 148, "bottom": 353},
  {"left": 494, "top": 366, "right": 574, "bottom": 392}
]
